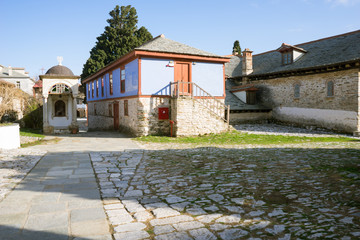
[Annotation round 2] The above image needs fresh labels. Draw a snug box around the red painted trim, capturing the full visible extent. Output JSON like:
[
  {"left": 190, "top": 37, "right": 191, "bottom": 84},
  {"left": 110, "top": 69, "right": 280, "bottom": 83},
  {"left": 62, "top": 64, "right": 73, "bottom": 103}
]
[
  {"left": 82, "top": 52, "right": 137, "bottom": 83},
  {"left": 135, "top": 50, "right": 230, "bottom": 63}
]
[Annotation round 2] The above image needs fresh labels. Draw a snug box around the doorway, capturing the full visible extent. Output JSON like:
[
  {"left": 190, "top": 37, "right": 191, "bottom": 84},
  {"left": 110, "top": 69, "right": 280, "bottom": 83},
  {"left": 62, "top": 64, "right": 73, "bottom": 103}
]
[
  {"left": 174, "top": 62, "right": 191, "bottom": 95},
  {"left": 113, "top": 102, "right": 119, "bottom": 130}
]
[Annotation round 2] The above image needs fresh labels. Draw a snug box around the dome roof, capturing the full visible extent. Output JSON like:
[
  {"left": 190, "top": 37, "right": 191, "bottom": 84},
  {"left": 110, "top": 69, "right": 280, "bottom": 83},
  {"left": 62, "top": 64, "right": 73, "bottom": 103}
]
[{"left": 45, "top": 65, "right": 74, "bottom": 76}]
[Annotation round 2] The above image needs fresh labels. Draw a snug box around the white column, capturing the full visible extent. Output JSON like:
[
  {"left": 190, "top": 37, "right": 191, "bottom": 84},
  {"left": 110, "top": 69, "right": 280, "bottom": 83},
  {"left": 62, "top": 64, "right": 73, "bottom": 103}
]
[
  {"left": 43, "top": 95, "right": 49, "bottom": 125},
  {"left": 72, "top": 95, "right": 78, "bottom": 126}
]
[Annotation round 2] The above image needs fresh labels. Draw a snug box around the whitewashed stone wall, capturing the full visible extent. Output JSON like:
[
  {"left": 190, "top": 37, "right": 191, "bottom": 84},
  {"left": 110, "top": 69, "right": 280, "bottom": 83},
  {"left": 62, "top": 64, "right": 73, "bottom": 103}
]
[
  {"left": 171, "top": 97, "right": 229, "bottom": 136},
  {"left": 254, "top": 69, "right": 360, "bottom": 134}
]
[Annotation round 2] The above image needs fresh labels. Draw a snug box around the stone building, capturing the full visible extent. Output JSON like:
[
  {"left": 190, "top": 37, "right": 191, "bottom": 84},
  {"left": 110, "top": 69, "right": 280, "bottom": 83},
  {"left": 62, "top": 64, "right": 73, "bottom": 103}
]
[
  {"left": 0, "top": 65, "right": 35, "bottom": 95},
  {"left": 82, "top": 34, "right": 230, "bottom": 136},
  {"left": 225, "top": 30, "right": 360, "bottom": 136},
  {"left": 40, "top": 62, "right": 80, "bottom": 134}
]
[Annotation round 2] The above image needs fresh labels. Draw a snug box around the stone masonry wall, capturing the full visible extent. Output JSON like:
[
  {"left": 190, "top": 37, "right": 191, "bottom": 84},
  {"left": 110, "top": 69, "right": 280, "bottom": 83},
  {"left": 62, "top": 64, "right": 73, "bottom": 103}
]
[
  {"left": 171, "top": 96, "right": 229, "bottom": 136},
  {"left": 253, "top": 69, "right": 360, "bottom": 133},
  {"left": 257, "top": 69, "right": 359, "bottom": 111},
  {"left": 88, "top": 101, "right": 114, "bottom": 130}
]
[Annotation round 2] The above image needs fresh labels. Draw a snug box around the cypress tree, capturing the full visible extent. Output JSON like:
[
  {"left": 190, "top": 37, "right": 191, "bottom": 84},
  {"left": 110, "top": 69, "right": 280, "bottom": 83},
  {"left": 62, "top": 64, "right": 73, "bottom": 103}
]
[
  {"left": 81, "top": 5, "right": 152, "bottom": 79},
  {"left": 233, "top": 40, "right": 242, "bottom": 55}
]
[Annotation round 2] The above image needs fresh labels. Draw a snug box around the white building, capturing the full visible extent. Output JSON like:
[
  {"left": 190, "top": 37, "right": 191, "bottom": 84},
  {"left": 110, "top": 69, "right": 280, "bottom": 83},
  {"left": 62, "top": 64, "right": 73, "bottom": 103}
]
[
  {"left": 40, "top": 62, "right": 79, "bottom": 134},
  {"left": 0, "top": 65, "right": 35, "bottom": 95}
]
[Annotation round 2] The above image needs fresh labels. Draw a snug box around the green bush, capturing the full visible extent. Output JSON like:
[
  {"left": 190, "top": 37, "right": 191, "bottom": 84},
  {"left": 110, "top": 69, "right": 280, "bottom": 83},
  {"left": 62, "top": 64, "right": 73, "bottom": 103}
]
[{"left": 22, "top": 99, "right": 43, "bottom": 129}]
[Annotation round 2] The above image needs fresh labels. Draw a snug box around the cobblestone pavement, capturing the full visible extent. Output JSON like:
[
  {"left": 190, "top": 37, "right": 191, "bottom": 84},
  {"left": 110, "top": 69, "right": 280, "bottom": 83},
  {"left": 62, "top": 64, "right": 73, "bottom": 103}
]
[
  {"left": 0, "top": 148, "right": 46, "bottom": 202},
  {"left": 1, "top": 125, "right": 360, "bottom": 239},
  {"left": 233, "top": 123, "right": 357, "bottom": 138},
  {"left": 93, "top": 140, "right": 360, "bottom": 240}
]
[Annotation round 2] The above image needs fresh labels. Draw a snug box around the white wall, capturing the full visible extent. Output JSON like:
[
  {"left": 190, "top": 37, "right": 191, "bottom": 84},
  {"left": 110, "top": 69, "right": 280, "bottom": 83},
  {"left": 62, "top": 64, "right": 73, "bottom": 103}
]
[
  {"left": 192, "top": 62, "right": 224, "bottom": 96},
  {"left": 141, "top": 58, "right": 174, "bottom": 95},
  {"left": 273, "top": 106, "right": 358, "bottom": 133},
  {"left": 0, "top": 123, "right": 20, "bottom": 149}
]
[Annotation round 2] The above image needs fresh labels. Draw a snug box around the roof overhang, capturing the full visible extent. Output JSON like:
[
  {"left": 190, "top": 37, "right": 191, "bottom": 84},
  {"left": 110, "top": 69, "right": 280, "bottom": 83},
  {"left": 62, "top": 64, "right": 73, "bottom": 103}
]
[{"left": 82, "top": 50, "right": 230, "bottom": 84}]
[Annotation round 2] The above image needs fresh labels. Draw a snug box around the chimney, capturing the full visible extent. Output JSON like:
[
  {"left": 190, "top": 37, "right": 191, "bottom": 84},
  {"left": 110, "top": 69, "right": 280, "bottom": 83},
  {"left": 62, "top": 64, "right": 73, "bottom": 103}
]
[
  {"left": 232, "top": 48, "right": 239, "bottom": 56},
  {"left": 8, "top": 66, "right": 12, "bottom": 76},
  {"left": 242, "top": 48, "right": 253, "bottom": 75}
]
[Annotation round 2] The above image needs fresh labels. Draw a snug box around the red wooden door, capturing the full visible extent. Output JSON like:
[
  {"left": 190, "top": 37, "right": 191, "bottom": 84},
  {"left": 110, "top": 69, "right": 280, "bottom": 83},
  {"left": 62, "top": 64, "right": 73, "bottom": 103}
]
[
  {"left": 113, "top": 102, "right": 119, "bottom": 130},
  {"left": 174, "top": 62, "right": 191, "bottom": 95}
]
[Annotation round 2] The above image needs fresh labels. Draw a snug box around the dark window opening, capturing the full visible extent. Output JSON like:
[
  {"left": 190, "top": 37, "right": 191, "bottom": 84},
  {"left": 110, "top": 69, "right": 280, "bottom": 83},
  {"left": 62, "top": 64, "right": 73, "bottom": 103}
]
[
  {"left": 246, "top": 91, "right": 256, "bottom": 105},
  {"left": 294, "top": 84, "right": 300, "bottom": 98},
  {"left": 327, "top": 81, "right": 334, "bottom": 97},
  {"left": 124, "top": 100, "right": 128, "bottom": 116},
  {"left": 55, "top": 100, "right": 66, "bottom": 117}
]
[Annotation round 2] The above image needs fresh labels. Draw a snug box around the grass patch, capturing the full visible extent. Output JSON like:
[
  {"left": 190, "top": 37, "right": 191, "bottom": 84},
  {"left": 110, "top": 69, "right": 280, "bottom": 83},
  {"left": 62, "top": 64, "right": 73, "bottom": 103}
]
[
  {"left": 135, "top": 130, "right": 357, "bottom": 145},
  {"left": 20, "top": 128, "right": 45, "bottom": 138}
]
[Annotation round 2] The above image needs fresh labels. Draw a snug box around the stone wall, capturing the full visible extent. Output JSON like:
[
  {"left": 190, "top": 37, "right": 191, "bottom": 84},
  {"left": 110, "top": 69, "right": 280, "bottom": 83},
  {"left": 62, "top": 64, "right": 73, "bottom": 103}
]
[
  {"left": 230, "top": 111, "right": 271, "bottom": 124},
  {"left": 88, "top": 97, "right": 171, "bottom": 136},
  {"left": 171, "top": 96, "right": 229, "bottom": 136},
  {"left": 253, "top": 69, "right": 360, "bottom": 133},
  {"left": 88, "top": 101, "right": 114, "bottom": 130}
]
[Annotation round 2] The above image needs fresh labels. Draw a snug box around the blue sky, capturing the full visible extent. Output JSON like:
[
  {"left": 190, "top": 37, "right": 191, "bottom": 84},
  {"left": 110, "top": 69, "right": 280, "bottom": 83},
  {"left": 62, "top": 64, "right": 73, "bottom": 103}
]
[{"left": 1, "top": 0, "right": 359, "bottom": 79}]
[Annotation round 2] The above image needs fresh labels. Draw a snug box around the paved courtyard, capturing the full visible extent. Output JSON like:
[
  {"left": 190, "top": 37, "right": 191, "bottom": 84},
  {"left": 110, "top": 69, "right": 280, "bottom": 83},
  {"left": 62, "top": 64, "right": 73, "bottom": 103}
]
[{"left": 0, "top": 126, "right": 360, "bottom": 239}]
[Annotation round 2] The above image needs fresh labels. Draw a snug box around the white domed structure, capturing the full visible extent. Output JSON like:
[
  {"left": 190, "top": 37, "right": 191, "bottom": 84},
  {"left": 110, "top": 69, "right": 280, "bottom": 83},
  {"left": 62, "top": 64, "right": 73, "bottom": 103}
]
[{"left": 40, "top": 59, "right": 80, "bottom": 134}]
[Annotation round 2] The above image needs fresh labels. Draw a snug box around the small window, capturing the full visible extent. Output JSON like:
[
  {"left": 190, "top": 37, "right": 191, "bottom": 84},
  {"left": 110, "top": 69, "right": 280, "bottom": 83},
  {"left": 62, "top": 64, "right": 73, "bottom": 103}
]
[
  {"left": 96, "top": 80, "right": 99, "bottom": 97},
  {"left": 121, "top": 69, "right": 126, "bottom": 93},
  {"left": 55, "top": 100, "right": 66, "bottom": 117},
  {"left": 327, "top": 81, "right": 334, "bottom": 97},
  {"left": 282, "top": 51, "right": 293, "bottom": 65},
  {"left": 124, "top": 100, "right": 128, "bottom": 116},
  {"left": 16, "top": 81, "right": 20, "bottom": 89},
  {"left": 294, "top": 84, "right": 300, "bottom": 98},
  {"left": 92, "top": 82, "right": 94, "bottom": 98},
  {"left": 101, "top": 77, "right": 104, "bottom": 96},
  {"left": 88, "top": 84, "right": 90, "bottom": 98},
  {"left": 109, "top": 73, "right": 113, "bottom": 95}
]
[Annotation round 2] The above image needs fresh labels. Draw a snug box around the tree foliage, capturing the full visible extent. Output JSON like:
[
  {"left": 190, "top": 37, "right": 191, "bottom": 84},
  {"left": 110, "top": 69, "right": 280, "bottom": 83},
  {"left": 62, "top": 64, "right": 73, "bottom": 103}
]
[
  {"left": 233, "top": 40, "right": 242, "bottom": 55},
  {"left": 81, "top": 5, "right": 153, "bottom": 79}
]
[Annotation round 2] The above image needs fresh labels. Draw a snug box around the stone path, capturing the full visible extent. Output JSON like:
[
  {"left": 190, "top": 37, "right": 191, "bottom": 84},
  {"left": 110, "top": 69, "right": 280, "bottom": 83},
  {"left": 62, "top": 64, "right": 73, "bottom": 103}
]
[
  {"left": 92, "top": 143, "right": 360, "bottom": 240},
  {"left": 1, "top": 126, "right": 360, "bottom": 239}
]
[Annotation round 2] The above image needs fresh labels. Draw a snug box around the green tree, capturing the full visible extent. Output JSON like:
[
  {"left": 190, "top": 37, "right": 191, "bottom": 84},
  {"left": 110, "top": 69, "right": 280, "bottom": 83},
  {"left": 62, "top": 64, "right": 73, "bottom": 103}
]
[
  {"left": 81, "top": 5, "right": 152, "bottom": 79},
  {"left": 233, "top": 40, "right": 241, "bottom": 55}
]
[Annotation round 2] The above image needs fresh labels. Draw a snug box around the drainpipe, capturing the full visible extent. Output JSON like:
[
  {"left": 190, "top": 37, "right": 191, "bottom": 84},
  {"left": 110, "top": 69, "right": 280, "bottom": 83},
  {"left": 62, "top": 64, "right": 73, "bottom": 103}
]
[{"left": 169, "top": 120, "right": 175, "bottom": 137}]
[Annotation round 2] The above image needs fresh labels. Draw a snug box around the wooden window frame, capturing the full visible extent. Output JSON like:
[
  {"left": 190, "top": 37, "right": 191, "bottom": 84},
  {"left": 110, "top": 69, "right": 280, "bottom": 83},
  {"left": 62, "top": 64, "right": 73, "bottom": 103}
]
[
  {"left": 282, "top": 51, "right": 293, "bottom": 65},
  {"left": 109, "top": 73, "right": 113, "bottom": 95},
  {"left": 124, "top": 100, "right": 128, "bottom": 116},
  {"left": 120, "top": 69, "right": 126, "bottom": 93},
  {"left": 96, "top": 80, "right": 99, "bottom": 97},
  {"left": 101, "top": 77, "right": 104, "bottom": 97}
]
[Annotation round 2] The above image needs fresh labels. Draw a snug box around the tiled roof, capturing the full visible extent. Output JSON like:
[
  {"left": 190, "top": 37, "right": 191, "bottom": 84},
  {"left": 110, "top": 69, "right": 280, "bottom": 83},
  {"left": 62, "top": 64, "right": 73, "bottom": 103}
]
[
  {"left": 225, "top": 79, "right": 270, "bottom": 111},
  {"left": 135, "top": 34, "right": 228, "bottom": 58},
  {"left": 226, "top": 30, "right": 360, "bottom": 78}
]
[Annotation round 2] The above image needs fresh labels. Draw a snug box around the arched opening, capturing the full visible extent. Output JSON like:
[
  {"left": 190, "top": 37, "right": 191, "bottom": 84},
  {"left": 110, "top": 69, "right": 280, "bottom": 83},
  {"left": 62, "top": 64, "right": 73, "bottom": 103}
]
[{"left": 55, "top": 100, "right": 66, "bottom": 117}]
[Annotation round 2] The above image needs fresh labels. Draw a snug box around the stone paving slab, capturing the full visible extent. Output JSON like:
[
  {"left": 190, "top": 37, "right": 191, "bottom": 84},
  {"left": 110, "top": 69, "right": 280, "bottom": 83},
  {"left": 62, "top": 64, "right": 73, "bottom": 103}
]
[{"left": 0, "top": 151, "right": 111, "bottom": 239}]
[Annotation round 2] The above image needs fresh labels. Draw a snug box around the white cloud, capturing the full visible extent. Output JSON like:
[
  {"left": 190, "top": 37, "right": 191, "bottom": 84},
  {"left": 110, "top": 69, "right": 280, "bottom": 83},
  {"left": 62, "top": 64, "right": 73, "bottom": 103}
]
[{"left": 326, "top": 0, "right": 360, "bottom": 6}]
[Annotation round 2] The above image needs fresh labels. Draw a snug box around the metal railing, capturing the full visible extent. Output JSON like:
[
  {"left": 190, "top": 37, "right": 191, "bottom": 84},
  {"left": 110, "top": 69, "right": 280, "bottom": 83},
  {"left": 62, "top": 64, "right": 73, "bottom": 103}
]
[{"left": 169, "top": 81, "right": 230, "bottom": 123}]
